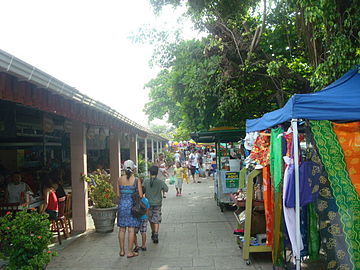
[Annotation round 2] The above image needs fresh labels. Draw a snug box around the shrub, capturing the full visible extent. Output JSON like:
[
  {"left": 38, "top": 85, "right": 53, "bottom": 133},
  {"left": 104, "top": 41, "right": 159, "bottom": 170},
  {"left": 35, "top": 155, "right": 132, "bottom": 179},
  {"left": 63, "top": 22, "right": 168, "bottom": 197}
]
[
  {"left": 0, "top": 210, "right": 56, "bottom": 270},
  {"left": 82, "top": 171, "right": 116, "bottom": 208}
]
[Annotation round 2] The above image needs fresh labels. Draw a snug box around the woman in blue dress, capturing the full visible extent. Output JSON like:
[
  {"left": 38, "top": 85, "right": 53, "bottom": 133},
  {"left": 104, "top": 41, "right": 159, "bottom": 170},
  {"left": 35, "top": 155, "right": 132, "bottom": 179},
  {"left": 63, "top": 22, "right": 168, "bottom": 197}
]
[{"left": 117, "top": 160, "right": 142, "bottom": 258}]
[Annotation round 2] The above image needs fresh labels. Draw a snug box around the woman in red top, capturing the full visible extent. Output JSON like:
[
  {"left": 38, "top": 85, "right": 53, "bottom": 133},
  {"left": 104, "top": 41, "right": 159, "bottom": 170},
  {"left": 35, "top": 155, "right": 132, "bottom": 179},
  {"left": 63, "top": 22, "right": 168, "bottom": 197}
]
[{"left": 40, "top": 178, "right": 58, "bottom": 220}]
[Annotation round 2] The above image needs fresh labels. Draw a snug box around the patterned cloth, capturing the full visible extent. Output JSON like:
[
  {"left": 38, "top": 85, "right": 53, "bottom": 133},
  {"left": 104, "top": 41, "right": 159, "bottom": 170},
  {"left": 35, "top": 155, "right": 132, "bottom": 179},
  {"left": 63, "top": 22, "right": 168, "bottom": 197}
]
[
  {"left": 310, "top": 120, "right": 360, "bottom": 269},
  {"left": 332, "top": 121, "right": 360, "bottom": 196},
  {"left": 117, "top": 185, "right": 141, "bottom": 228},
  {"left": 249, "top": 133, "right": 270, "bottom": 166},
  {"left": 148, "top": 206, "right": 162, "bottom": 224},
  {"left": 306, "top": 127, "right": 353, "bottom": 269}
]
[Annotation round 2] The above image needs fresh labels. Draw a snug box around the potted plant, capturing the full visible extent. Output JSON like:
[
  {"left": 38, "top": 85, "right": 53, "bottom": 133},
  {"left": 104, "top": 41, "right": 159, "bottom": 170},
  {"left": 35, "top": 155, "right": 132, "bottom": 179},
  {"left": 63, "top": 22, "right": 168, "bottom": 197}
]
[
  {"left": 0, "top": 210, "right": 56, "bottom": 270},
  {"left": 82, "top": 171, "right": 117, "bottom": 233}
]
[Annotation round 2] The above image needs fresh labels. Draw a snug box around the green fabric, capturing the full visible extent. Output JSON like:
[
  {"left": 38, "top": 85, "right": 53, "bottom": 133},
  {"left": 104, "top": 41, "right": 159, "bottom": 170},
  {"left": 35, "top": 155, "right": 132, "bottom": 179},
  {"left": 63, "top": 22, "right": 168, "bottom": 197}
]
[
  {"left": 310, "top": 120, "right": 360, "bottom": 269},
  {"left": 270, "top": 127, "right": 283, "bottom": 192},
  {"left": 269, "top": 128, "right": 284, "bottom": 266},
  {"left": 143, "top": 177, "right": 169, "bottom": 206},
  {"left": 272, "top": 190, "right": 284, "bottom": 266},
  {"left": 307, "top": 203, "right": 320, "bottom": 261}
]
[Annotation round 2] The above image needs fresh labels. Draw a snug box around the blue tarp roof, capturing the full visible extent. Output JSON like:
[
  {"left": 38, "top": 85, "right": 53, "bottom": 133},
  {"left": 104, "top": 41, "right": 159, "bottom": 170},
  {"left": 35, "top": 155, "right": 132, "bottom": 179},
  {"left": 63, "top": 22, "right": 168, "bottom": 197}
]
[{"left": 246, "top": 66, "right": 360, "bottom": 132}]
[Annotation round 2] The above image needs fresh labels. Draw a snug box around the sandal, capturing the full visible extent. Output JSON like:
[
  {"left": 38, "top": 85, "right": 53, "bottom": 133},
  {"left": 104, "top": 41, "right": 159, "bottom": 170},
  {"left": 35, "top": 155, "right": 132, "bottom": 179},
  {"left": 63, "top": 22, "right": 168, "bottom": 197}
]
[
  {"left": 127, "top": 252, "right": 138, "bottom": 258},
  {"left": 119, "top": 251, "right": 125, "bottom": 257},
  {"left": 140, "top": 247, "right": 147, "bottom": 251},
  {"left": 133, "top": 246, "right": 140, "bottom": 252}
]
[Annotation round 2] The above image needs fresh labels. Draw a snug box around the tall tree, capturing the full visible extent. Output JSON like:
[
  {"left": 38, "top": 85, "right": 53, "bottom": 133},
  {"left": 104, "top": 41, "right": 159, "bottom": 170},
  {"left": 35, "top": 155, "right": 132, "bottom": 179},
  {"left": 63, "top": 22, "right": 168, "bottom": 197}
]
[{"left": 143, "top": 0, "right": 359, "bottom": 131}]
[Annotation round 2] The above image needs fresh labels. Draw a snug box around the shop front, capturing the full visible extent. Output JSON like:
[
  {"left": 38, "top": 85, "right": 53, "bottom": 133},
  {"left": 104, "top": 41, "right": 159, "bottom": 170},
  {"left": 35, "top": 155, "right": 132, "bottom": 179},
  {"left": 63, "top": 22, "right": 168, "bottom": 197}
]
[{"left": 0, "top": 49, "right": 167, "bottom": 233}]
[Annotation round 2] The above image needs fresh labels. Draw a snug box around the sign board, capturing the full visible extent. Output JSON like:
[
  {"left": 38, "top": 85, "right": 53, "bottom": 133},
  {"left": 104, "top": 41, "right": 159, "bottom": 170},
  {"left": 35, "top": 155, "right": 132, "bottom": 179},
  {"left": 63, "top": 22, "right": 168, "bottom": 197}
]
[{"left": 225, "top": 171, "right": 240, "bottom": 188}]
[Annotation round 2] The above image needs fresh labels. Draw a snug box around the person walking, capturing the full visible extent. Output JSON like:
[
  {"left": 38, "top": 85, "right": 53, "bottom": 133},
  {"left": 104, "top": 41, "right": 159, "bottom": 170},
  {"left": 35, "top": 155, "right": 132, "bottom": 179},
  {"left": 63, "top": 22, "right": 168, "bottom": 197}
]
[
  {"left": 188, "top": 150, "right": 198, "bottom": 183},
  {"left": 133, "top": 195, "right": 150, "bottom": 252},
  {"left": 156, "top": 153, "right": 168, "bottom": 198},
  {"left": 143, "top": 165, "right": 168, "bottom": 244},
  {"left": 116, "top": 160, "right": 142, "bottom": 258},
  {"left": 173, "top": 162, "right": 184, "bottom": 196}
]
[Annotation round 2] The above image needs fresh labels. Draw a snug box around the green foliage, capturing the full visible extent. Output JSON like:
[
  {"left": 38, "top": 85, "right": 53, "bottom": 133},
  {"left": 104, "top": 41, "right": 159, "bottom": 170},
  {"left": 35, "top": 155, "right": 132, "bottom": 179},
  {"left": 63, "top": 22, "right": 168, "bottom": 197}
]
[
  {"left": 0, "top": 210, "right": 56, "bottom": 270},
  {"left": 296, "top": 0, "right": 360, "bottom": 89},
  {"left": 82, "top": 172, "right": 116, "bottom": 208},
  {"left": 171, "top": 126, "right": 192, "bottom": 141},
  {"left": 137, "top": 153, "right": 152, "bottom": 176},
  {"left": 143, "top": 0, "right": 360, "bottom": 132}
]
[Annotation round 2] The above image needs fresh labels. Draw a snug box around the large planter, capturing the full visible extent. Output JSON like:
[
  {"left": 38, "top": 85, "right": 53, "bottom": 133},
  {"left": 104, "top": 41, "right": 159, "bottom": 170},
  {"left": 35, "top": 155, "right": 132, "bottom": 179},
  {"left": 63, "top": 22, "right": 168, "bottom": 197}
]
[{"left": 89, "top": 206, "right": 118, "bottom": 233}]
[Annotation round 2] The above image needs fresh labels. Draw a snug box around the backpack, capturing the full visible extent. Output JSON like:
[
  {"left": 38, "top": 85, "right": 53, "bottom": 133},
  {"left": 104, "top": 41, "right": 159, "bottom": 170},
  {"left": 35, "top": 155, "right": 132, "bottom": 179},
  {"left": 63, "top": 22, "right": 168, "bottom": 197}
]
[{"left": 131, "top": 179, "right": 147, "bottom": 218}]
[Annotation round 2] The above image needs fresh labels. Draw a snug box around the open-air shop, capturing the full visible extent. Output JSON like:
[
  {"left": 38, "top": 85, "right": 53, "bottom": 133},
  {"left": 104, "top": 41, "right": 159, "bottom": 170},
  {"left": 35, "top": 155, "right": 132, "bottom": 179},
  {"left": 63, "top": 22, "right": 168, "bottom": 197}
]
[{"left": 191, "top": 128, "right": 244, "bottom": 211}]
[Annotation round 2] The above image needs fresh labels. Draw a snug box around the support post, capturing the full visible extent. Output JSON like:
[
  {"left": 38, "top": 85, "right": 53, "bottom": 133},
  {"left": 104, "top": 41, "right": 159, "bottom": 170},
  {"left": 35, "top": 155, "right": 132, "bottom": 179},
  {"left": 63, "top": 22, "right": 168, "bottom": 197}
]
[
  {"left": 144, "top": 138, "right": 148, "bottom": 175},
  {"left": 156, "top": 140, "right": 159, "bottom": 154},
  {"left": 291, "top": 119, "right": 301, "bottom": 270},
  {"left": 129, "top": 134, "right": 138, "bottom": 165},
  {"left": 151, "top": 139, "right": 154, "bottom": 162},
  {"left": 70, "top": 121, "right": 88, "bottom": 232},
  {"left": 109, "top": 131, "right": 121, "bottom": 197}
]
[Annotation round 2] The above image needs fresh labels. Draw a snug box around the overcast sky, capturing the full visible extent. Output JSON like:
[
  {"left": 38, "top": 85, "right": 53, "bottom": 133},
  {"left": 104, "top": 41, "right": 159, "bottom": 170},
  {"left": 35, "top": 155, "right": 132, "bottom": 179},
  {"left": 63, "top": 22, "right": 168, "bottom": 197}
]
[{"left": 0, "top": 0, "right": 197, "bottom": 126}]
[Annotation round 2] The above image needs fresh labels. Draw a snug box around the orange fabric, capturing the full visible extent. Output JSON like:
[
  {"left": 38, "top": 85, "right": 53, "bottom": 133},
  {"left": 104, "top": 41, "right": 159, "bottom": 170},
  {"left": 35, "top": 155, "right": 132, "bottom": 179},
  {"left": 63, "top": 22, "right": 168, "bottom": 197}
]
[
  {"left": 332, "top": 121, "right": 360, "bottom": 196},
  {"left": 262, "top": 165, "right": 273, "bottom": 246},
  {"left": 249, "top": 134, "right": 270, "bottom": 166}
]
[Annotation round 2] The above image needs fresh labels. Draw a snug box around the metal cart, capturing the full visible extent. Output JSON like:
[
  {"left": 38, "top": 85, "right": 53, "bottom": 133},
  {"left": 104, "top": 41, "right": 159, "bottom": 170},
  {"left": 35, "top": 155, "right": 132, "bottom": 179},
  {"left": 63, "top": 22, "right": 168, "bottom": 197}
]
[{"left": 191, "top": 128, "right": 244, "bottom": 212}]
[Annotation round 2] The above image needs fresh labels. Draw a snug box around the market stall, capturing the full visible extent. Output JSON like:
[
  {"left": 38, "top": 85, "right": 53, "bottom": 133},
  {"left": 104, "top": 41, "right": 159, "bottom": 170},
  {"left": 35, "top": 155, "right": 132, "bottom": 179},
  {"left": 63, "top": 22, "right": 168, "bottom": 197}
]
[
  {"left": 246, "top": 66, "right": 360, "bottom": 269},
  {"left": 191, "top": 128, "right": 244, "bottom": 212}
]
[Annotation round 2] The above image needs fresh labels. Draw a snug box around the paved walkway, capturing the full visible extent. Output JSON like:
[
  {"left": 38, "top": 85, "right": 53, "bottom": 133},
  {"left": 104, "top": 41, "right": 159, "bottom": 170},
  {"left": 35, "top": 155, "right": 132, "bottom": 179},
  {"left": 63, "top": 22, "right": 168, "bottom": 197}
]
[{"left": 47, "top": 177, "right": 273, "bottom": 270}]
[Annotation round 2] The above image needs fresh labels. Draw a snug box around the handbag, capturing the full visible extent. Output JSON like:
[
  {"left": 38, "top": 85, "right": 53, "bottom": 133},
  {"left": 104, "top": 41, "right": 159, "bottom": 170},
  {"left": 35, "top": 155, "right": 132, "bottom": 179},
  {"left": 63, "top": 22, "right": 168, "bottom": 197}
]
[
  {"left": 169, "top": 176, "right": 176, "bottom": 185},
  {"left": 131, "top": 178, "right": 147, "bottom": 218}
]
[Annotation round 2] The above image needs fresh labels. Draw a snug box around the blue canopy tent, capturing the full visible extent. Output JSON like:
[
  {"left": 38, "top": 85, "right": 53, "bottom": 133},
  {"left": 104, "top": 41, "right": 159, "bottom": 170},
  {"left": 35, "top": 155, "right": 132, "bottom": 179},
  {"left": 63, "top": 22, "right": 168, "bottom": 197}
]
[
  {"left": 246, "top": 66, "right": 360, "bottom": 133},
  {"left": 245, "top": 66, "right": 360, "bottom": 270}
]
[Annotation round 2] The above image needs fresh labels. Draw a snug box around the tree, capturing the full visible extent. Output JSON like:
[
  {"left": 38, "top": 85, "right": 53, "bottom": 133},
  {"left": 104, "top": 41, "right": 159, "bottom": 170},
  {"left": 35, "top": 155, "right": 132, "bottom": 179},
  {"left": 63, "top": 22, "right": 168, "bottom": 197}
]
[{"left": 143, "top": 0, "right": 360, "bottom": 132}]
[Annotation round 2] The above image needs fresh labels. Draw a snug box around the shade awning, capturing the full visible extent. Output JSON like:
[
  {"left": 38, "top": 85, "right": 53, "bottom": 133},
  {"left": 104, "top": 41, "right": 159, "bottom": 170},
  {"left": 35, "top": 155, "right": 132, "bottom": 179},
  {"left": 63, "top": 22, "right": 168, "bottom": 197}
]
[
  {"left": 246, "top": 66, "right": 360, "bottom": 132},
  {"left": 190, "top": 129, "right": 245, "bottom": 143}
]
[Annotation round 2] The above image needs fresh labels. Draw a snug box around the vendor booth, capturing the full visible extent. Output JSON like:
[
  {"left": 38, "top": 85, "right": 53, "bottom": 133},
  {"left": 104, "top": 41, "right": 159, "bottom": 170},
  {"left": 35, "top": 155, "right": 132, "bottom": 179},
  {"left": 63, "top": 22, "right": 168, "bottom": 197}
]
[
  {"left": 245, "top": 66, "right": 360, "bottom": 269},
  {"left": 191, "top": 128, "right": 244, "bottom": 212}
]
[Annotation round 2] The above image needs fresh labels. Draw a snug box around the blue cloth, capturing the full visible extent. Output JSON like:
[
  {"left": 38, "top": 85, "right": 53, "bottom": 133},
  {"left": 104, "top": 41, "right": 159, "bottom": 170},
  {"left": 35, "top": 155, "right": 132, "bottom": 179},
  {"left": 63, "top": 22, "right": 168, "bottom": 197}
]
[
  {"left": 117, "top": 185, "right": 140, "bottom": 228},
  {"left": 246, "top": 66, "right": 360, "bottom": 132},
  {"left": 284, "top": 161, "right": 320, "bottom": 208},
  {"left": 140, "top": 197, "right": 150, "bottom": 220}
]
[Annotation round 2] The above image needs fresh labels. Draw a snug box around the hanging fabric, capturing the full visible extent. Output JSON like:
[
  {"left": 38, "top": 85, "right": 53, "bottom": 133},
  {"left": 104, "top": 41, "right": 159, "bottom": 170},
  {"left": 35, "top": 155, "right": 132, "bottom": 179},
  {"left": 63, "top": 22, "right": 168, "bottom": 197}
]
[
  {"left": 282, "top": 155, "right": 304, "bottom": 261},
  {"left": 304, "top": 123, "right": 353, "bottom": 269},
  {"left": 270, "top": 127, "right": 284, "bottom": 265},
  {"left": 262, "top": 165, "right": 273, "bottom": 246},
  {"left": 310, "top": 120, "right": 360, "bottom": 269},
  {"left": 307, "top": 202, "right": 320, "bottom": 261},
  {"left": 332, "top": 121, "right": 360, "bottom": 196},
  {"left": 249, "top": 133, "right": 270, "bottom": 166},
  {"left": 270, "top": 127, "right": 283, "bottom": 192}
]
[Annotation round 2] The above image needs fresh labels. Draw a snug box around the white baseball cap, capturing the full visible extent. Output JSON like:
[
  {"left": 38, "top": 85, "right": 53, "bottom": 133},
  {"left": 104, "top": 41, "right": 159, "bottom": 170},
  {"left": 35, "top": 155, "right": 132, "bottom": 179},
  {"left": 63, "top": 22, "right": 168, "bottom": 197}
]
[{"left": 124, "top": 160, "right": 137, "bottom": 170}]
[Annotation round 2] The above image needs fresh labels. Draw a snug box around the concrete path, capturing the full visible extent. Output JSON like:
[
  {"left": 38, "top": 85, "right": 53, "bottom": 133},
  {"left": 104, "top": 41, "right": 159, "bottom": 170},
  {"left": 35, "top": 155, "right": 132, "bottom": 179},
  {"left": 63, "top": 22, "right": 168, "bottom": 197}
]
[{"left": 47, "top": 177, "right": 273, "bottom": 270}]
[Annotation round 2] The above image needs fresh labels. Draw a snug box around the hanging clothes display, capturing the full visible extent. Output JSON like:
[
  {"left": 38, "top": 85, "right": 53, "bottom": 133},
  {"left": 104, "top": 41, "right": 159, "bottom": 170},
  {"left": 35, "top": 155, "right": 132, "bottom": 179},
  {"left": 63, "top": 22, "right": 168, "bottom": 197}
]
[
  {"left": 269, "top": 127, "right": 284, "bottom": 265},
  {"left": 270, "top": 128, "right": 283, "bottom": 192},
  {"left": 282, "top": 155, "right": 304, "bottom": 261},
  {"left": 332, "top": 121, "right": 360, "bottom": 196},
  {"left": 307, "top": 202, "right": 320, "bottom": 261},
  {"left": 262, "top": 165, "right": 273, "bottom": 246},
  {"left": 249, "top": 133, "right": 270, "bottom": 166},
  {"left": 310, "top": 120, "right": 360, "bottom": 269}
]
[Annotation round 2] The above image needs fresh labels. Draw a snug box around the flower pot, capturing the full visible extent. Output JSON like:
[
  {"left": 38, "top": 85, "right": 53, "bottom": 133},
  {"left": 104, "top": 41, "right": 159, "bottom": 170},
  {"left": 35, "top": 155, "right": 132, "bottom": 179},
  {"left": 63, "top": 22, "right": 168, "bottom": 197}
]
[{"left": 89, "top": 206, "right": 118, "bottom": 233}]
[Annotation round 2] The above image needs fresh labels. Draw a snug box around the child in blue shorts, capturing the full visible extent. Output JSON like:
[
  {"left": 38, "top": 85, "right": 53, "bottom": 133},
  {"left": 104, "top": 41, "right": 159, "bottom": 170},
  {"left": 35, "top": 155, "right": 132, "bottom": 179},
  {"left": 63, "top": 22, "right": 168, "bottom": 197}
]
[{"left": 134, "top": 196, "right": 150, "bottom": 252}]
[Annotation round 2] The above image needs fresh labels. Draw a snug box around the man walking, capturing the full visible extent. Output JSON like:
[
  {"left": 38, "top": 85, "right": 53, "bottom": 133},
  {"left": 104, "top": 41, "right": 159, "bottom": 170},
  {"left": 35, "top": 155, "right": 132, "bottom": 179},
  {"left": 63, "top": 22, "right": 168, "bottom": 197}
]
[{"left": 143, "top": 165, "right": 169, "bottom": 244}]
